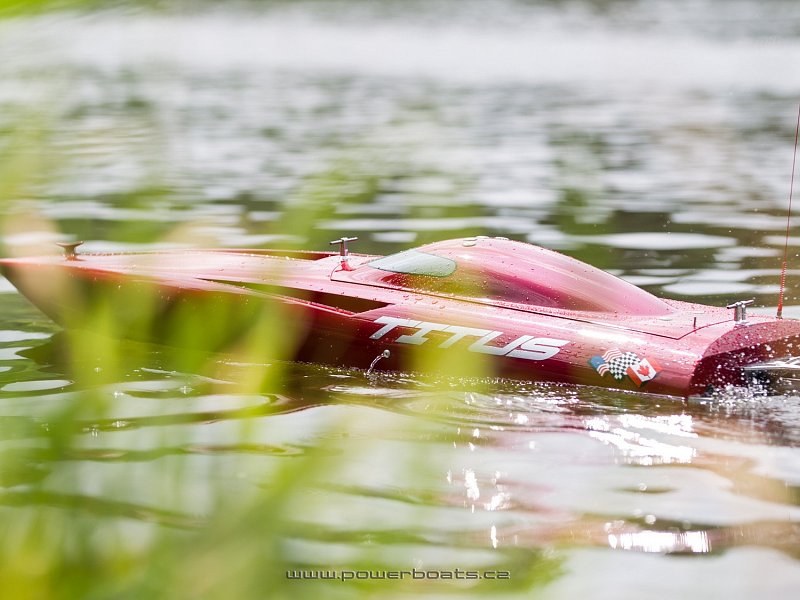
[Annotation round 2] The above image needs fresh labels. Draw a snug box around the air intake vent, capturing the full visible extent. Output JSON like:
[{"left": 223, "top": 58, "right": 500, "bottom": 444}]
[{"left": 205, "top": 280, "right": 387, "bottom": 314}]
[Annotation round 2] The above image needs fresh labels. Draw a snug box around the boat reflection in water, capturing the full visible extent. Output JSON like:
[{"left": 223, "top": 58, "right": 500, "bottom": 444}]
[{"left": 607, "top": 529, "right": 711, "bottom": 554}]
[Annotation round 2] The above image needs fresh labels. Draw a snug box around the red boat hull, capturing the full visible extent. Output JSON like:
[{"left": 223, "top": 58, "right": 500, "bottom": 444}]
[{"left": 2, "top": 238, "right": 799, "bottom": 397}]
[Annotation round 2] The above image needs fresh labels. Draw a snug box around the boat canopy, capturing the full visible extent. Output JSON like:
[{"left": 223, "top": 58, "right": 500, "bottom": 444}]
[
  {"left": 344, "top": 238, "right": 673, "bottom": 314},
  {"left": 369, "top": 249, "right": 456, "bottom": 277}
]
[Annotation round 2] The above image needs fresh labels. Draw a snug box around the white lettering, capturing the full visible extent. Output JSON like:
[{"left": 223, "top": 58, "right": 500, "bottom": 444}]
[
  {"left": 370, "top": 316, "right": 421, "bottom": 340},
  {"left": 438, "top": 325, "right": 492, "bottom": 348},
  {"left": 469, "top": 333, "right": 534, "bottom": 356},
  {"left": 370, "top": 317, "right": 569, "bottom": 361},
  {"left": 396, "top": 322, "right": 450, "bottom": 345},
  {"left": 507, "top": 338, "right": 569, "bottom": 361}
]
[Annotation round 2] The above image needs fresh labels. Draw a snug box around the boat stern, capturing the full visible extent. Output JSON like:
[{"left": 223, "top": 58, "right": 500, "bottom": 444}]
[{"left": 689, "top": 318, "right": 800, "bottom": 395}]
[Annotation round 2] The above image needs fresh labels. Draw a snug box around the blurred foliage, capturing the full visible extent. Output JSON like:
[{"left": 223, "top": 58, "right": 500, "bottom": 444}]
[
  {"left": 0, "top": 78, "right": 546, "bottom": 600},
  {"left": 2, "top": 2, "right": 800, "bottom": 598},
  {"left": 0, "top": 115, "right": 52, "bottom": 226},
  {"left": 0, "top": 2, "right": 569, "bottom": 598},
  {"left": 0, "top": 0, "right": 361, "bottom": 17},
  {"left": 0, "top": 320, "right": 559, "bottom": 600},
  {"left": 0, "top": 0, "right": 167, "bottom": 16}
]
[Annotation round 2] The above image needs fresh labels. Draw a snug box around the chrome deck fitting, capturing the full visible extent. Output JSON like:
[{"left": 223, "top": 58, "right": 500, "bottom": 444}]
[
  {"left": 56, "top": 241, "right": 84, "bottom": 260},
  {"left": 329, "top": 236, "right": 359, "bottom": 256},
  {"left": 726, "top": 299, "right": 754, "bottom": 325},
  {"left": 330, "top": 237, "right": 359, "bottom": 270}
]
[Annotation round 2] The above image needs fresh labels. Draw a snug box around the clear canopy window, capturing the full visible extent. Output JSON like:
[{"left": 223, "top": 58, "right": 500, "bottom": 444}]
[{"left": 368, "top": 250, "right": 456, "bottom": 277}]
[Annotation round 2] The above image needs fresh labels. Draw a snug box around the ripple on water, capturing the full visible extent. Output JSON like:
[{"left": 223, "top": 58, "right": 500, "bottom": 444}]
[
  {"left": 0, "top": 379, "right": 72, "bottom": 392},
  {"left": 662, "top": 281, "right": 755, "bottom": 296},
  {"left": 671, "top": 211, "right": 793, "bottom": 231},
  {"left": 0, "top": 347, "right": 30, "bottom": 361},
  {"left": 579, "top": 232, "right": 737, "bottom": 250},
  {"left": 541, "top": 547, "right": 800, "bottom": 598},
  {"left": 0, "top": 330, "right": 51, "bottom": 343},
  {"left": 0, "top": 277, "right": 15, "bottom": 294}
]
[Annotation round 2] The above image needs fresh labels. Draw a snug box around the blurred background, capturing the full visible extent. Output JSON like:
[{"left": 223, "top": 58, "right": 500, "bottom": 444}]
[{"left": 2, "top": 1, "right": 800, "bottom": 598}]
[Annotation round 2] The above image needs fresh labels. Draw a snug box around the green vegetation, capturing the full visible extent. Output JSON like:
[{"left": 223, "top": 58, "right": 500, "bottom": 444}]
[{"left": 0, "top": 9, "right": 563, "bottom": 600}]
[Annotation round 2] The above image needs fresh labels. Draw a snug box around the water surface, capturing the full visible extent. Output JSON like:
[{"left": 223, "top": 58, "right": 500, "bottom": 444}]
[{"left": 2, "top": 1, "right": 800, "bottom": 597}]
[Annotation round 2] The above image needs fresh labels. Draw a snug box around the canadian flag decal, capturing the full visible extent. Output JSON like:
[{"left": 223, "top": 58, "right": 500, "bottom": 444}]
[{"left": 626, "top": 357, "right": 661, "bottom": 387}]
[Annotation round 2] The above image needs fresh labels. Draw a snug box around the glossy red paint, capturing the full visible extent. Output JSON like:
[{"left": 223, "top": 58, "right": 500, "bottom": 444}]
[{"left": 2, "top": 237, "right": 798, "bottom": 397}]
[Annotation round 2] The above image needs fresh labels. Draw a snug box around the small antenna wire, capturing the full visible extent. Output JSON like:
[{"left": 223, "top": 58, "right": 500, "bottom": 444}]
[{"left": 777, "top": 103, "right": 800, "bottom": 319}]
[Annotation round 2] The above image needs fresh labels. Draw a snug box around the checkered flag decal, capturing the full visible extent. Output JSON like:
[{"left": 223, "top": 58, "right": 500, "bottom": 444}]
[
  {"left": 590, "top": 348, "right": 662, "bottom": 386},
  {"left": 607, "top": 352, "right": 640, "bottom": 380}
]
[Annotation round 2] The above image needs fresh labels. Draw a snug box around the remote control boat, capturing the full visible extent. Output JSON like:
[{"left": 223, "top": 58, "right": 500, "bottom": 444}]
[{"left": 2, "top": 237, "right": 800, "bottom": 398}]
